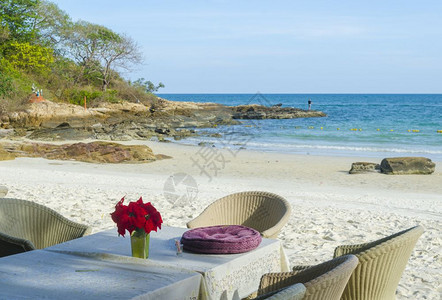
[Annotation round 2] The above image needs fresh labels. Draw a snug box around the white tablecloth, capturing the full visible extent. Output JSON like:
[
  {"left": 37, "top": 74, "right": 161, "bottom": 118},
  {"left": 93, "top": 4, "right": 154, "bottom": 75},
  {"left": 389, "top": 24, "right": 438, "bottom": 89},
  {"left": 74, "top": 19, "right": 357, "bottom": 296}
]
[
  {"left": 46, "top": 226, "right": 289, "bottom": 299},
  {"left": 0, "top": 249, "right": 204, "bottom": 300}
]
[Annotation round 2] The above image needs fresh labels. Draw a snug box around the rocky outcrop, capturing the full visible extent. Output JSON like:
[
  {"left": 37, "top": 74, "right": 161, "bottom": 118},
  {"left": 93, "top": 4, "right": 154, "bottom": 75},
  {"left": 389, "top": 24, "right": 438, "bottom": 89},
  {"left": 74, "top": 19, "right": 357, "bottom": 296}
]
[
  {"left": 231, "top": 104, "right": 326, "bottom": 119},
  {"left": 349, "top": 162, "right": 380, "bottom": 174},
  {"left": 1, "top": 141, "right": 171, "bottom": 164},
  {"left": 380, "top": 157, "right": 436, "bottom": 175},
  {"left": 0, "top": 100, "right": 238, "bottom": 141},
  {"left": 0, "top": 145, "right": 15, "bottom": 161},
  {"left": 0, "top": 99, "right": 326, "bottom": 142}
]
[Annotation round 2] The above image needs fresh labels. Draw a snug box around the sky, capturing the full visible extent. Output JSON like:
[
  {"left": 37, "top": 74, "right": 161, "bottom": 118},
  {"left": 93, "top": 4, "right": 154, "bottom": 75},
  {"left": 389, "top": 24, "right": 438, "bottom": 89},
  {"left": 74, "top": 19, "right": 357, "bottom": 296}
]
[{"left": 50, "top": 0, "right": 442, "bottom": 93}]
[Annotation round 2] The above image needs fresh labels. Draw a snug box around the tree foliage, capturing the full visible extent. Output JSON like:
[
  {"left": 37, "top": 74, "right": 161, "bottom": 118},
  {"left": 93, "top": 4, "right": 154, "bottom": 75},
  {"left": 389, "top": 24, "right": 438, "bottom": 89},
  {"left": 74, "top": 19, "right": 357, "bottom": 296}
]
[
  {"left": 4, "top": 41, "right": 54, "bottom": 72},
  {"left": 31, "top": 0, "right": 71, "bottom": 47},
  {"left": 0, "top": 0, "right": 39, "bottom": 42},
  {"left": 64, "top": 20, "right": 142, "bottom": 91},
  {"left": 0, "top": 22, "right": 10, "bottom": 42},
  {"left": 0, "top": 0, "right": 159, "bottom": 112},
  {"left": 133, "top": 78, "right": 165, "bottom": 93},
  {"left": 0, "top": 72, "right": 13, "bottom": 99}
]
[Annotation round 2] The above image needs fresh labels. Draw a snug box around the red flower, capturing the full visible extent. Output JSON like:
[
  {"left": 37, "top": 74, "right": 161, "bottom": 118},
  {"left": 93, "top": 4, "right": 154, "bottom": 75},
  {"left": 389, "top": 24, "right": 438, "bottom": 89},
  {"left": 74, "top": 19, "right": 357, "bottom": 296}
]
[{"left": 110, "top": 196, "right": 163, "bottom": 237}]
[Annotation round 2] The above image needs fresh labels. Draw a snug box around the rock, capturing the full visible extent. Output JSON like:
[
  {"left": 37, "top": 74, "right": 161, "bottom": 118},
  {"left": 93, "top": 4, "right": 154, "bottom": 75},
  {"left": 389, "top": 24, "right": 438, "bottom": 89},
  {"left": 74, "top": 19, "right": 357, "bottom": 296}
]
[
  {"left": 91, "top": 123, "right": 103, "bottom": 129},
  {"left": 0, "top": 129, "right": 14, "bottom": 138},
  {"left": 349, "top": 162, "right": 380, "bottom": 174},
  {"left": 14, "top": 141, "right": 164, "bottom": 164},
  {"left": 3, "top": 98, "right": 325, "bottom": 143},
  {"left": 198, "top": 141, "right": 214, "bottom": 147},
  {"left": 380, "top": 157, "right": 436, "bottom": 175},
  {"left": 157, "top": 136, "right": 170, "bottom": 143},
  {"left": 135, "top": 130, "right": 153, "bottom": 139},
  {"left": 155, "top": 154, "right": 172, "bottom": 160},
  {"left": 155, "top": 128, "right": 171, "bottom": 135},
  {"left": 232, "top": 104, "right": 326, "bottom": 119},
  {"left": 28, "top": 127, "right": 94, "bottom": 141},
  {"left": 110, "top": 134, "right": 133, "bottom": 141},
  {"left": 0, "top": 145, "right": 15, "bottom": 161},
  {"left": 0, "top": 185, "right": 7, "bottom": 197}
]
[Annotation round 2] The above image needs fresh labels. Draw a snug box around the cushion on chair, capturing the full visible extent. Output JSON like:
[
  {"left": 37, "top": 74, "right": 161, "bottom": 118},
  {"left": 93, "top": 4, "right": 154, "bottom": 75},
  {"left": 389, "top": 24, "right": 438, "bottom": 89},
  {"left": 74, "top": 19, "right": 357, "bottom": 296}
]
[{"left": 181, "top": 225, "right": 262, "bottom": 254}]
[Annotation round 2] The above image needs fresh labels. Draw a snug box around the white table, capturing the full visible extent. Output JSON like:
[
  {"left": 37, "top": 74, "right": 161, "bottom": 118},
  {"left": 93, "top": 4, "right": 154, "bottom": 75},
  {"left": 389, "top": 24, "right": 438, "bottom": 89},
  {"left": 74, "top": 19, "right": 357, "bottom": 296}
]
[
  {"left": 0, "top": 249, "right": 204, "bottom": 300},
  {"left": 45, "top": 226, "right": 289, "bottom": 300}
]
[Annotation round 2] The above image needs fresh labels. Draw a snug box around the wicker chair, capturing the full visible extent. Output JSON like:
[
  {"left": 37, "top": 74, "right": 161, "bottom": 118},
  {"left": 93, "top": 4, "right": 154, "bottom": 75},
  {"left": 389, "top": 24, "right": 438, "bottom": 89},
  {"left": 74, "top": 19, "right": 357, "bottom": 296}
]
[
  {"left": 257, "top": 255, "right": 358, "bottom": 300},
  {"left": 334, "top": 225, "right": 424, "bottom": 300},
  {"left": 254, "top": 283, "right": 306, "bottom": 300},
  {"left": 293, "top": 225, "right": 424, "bottom": 300},
  {"left": 187, "top": 191, "right": 291, "bottom": 238},
  {"left": 0, "top": 198, "right": 91, "bottom": 257}
]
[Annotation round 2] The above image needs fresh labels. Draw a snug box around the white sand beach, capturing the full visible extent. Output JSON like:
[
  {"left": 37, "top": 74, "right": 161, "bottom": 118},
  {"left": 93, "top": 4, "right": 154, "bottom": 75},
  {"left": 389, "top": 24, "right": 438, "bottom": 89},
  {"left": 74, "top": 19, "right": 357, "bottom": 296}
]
[{"left": 0, "top": 140, "right": 440, "bottom": 299}]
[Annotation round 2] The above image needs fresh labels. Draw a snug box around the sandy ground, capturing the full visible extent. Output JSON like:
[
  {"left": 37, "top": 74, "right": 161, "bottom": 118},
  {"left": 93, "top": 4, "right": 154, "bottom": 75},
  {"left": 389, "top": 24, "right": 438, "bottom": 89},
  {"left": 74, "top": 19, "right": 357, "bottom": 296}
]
[{"left": 0, "top": 140, "right": 440, "bottom": 299}]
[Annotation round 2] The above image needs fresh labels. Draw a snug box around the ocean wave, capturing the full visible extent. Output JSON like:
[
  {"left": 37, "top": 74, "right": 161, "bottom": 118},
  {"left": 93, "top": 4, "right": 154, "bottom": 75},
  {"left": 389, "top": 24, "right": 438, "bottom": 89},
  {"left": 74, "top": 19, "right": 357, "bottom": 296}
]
[{"left": 242, "top": 141, "right": 442, "bottom": 155}]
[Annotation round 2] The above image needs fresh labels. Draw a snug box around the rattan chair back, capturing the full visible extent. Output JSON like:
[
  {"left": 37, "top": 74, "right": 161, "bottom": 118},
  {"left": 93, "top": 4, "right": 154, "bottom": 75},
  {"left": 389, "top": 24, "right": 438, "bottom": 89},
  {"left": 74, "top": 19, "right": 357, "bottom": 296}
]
[
  {"left": 187, "top": 191, "right": 291, "bottom": 238},
  {"left": 334, "top": 225, "right": 424, "bottom": 300},
  {"left": 258, "top": 255, "right": 358, "bottom": 300},
  {"left": 0, "top": 198, "right": 91, "bottom": 257}
]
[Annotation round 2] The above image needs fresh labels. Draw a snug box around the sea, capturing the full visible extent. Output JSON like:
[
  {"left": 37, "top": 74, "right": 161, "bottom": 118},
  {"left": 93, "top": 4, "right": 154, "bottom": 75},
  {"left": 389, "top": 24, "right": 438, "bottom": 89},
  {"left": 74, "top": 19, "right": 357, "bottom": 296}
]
[{"left": 156, "top": 94, "right": 442, "bottom": 161}]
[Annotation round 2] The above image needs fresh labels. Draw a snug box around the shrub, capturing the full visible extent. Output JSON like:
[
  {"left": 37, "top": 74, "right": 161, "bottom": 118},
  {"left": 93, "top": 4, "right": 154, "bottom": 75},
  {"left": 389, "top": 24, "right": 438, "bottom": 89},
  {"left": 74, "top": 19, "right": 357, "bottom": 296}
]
[
  {"left": 111, "top": 78, "right": 159, "bottom": 106},
  {"left": 101, "top": 89, "right": 119, "bottom": 103},
  {"left": 0, "top": 72, "right": 13, "bottom": 99},
  {"left": 62, "top": 88, "right": 102, "bottom": 106},
  {"left": 3, "top": 42, "right": 54, "bottom": 74},
  {"left": 0, "top": 58, "right": 34, "bottom": 113}
]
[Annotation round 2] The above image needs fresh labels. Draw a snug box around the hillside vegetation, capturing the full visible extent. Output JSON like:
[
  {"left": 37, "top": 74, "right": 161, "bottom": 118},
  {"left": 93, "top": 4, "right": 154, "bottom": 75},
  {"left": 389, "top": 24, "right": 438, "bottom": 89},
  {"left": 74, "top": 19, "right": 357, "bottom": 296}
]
[{"left": 0, "top": 0, "right": 163, "bottom": 114}]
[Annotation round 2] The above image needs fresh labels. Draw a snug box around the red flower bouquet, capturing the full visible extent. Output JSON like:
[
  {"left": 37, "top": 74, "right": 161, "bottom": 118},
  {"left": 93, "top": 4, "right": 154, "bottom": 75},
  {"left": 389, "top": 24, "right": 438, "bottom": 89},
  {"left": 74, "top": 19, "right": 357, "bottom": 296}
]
[{"left": 111, "top": 197, "right": 163, "bottom": 237}]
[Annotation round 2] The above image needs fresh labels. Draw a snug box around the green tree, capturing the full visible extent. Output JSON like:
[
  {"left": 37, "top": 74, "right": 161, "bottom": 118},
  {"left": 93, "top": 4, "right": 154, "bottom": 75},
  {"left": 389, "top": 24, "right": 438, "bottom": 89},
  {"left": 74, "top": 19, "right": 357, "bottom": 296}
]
[
  {"left": 133, "top": 78, "right": 165, "bottom": 93},
  {"left": 0, "top": 21, "right": 10, "bottom": 42},
  {"left": 30, "top": 0, "right": 71, "bottom": 48},
  {"left": 0, "top": 0, "right": 39, "bottom": 42},
  {"left": 4, "top": 41, "right": 54, "bottom": 73},
  {"left": 63, "top": 20, "right": 142, "bottom": 91}
]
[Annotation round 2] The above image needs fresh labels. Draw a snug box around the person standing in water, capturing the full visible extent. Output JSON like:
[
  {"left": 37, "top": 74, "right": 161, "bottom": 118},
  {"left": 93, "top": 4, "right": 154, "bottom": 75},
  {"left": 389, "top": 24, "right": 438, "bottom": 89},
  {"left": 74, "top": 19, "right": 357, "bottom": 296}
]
[{"left": 308, "top": 99, "right": 312, "bottom": 110}]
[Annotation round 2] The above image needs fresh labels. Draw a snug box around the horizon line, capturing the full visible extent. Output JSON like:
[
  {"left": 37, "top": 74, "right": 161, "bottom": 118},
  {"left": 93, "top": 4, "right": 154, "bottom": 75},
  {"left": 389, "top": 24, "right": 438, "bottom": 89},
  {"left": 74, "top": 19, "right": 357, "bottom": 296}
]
[{"left": 156, "top": 92, "right": 442, "bottom": 95}]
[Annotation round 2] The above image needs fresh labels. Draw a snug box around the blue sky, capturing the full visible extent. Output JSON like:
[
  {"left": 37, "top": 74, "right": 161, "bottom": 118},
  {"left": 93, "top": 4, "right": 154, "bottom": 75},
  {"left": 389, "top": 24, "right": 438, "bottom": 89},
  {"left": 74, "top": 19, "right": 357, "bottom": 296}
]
[{"left": 51, "top": 1, "right": 442, "bottom": 93}]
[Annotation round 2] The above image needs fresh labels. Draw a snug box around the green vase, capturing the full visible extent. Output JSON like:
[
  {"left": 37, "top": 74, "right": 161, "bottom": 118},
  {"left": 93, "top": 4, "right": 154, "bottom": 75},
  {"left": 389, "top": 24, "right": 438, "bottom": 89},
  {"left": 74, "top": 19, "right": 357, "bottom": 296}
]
[{"left": 130, "top": 229, "right": 150, "bottom": 259}]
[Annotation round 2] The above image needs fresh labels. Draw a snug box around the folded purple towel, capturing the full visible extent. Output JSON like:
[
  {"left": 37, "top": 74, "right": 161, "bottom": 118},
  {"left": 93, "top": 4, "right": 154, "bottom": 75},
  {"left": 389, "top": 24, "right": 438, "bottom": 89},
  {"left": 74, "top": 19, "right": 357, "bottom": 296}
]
[{"left": 181, "top": 225, "right": 262, "bottom": 254}]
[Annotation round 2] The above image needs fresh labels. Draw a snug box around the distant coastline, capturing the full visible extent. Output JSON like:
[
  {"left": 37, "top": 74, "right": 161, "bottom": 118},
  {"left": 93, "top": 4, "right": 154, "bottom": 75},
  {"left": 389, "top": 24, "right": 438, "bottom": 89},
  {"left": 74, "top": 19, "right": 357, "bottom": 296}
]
[{"left": 157, "top": 93, "right": 442, "bottom": 160}]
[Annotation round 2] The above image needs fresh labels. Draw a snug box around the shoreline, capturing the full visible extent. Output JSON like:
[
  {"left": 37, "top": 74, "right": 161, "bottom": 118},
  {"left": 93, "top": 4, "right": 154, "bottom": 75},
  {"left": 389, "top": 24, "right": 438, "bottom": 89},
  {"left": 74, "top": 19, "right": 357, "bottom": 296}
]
[
  {"left": 0, "top": 140, "right": 440, "bottom": 299},
  {"left": 175, "top": 134, "right": 442, "bottom": 162}
]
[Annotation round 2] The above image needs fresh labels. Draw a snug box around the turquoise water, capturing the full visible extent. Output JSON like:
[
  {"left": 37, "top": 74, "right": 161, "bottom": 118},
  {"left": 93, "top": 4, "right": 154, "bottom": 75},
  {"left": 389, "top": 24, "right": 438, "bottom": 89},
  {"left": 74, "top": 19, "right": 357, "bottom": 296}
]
[{"left": 157, "top": 94, "right": 442, "bottom": 160}]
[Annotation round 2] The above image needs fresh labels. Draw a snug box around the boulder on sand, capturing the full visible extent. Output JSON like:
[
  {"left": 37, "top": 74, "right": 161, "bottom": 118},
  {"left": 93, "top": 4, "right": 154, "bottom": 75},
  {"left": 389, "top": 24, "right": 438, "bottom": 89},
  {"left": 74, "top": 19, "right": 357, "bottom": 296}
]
[
  {"left": 380, "top": 157, "right": 435, "bottom": 175},
  {"left": 16, "top": 141, "right": 168, "bottom": 164},
  {"left": 0, "top": 145, "right": 15, "bottom": 161},
  {"left": 349, "top": 162, "right": 380, "bottom": 174}
]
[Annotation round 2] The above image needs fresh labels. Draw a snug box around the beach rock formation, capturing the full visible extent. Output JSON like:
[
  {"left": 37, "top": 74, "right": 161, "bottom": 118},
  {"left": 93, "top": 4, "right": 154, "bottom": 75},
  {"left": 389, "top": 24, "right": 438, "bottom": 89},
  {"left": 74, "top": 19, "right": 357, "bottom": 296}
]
[
  {"left": 0, "top": 129, "right": 14, "bottom": 139},
  {"left": 380, "top": 157, "right": 435, "bottom": 175},
  {"left": 0, "top": 99, "right": 326, "bottom": 142},
  {"left": 231, "top": 104, "right": 326, "bottom": 119},
  {"left": 0, "top": 141, "right": 170, "bottom": 164},
  {"left": 0, "top": 145, "right": 15, "bottom": 161},
  {"left": 349, "top": 162, "right": 380, "bottom": 174}
]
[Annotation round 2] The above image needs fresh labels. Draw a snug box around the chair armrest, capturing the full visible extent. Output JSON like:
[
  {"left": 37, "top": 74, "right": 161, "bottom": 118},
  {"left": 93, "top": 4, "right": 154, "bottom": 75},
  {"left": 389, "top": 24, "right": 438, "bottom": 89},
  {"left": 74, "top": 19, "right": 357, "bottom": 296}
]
[
  {"left": 261, "top": 226, "right": 282, "bottom": 239},
  {"left": 0, "top": 231, "right": 35, "bottom": 257},
  {"left": 258, "top": 271, "right": 299, "bottom": 296},
  {"left": 292, "top": 265, "right": 312, "bottom": 273},
  {"left": 40, "top": 218, "right": 91, "bottom": 248}
]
